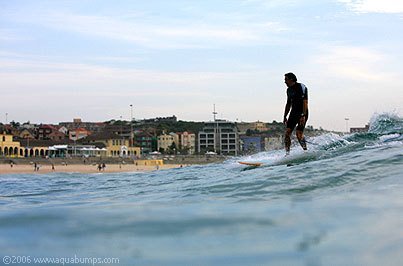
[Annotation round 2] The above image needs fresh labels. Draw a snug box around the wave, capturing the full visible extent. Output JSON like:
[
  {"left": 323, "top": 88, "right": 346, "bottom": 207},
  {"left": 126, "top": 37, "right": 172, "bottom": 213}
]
[{"left": 235, "top": 112, "right": 403, "bottom": 166}]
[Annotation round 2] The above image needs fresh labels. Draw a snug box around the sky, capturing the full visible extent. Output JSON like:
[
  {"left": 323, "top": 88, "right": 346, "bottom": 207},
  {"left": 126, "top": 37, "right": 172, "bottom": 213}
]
[{"left": 1, "top": 0, "right": 402, "bottom": 131}]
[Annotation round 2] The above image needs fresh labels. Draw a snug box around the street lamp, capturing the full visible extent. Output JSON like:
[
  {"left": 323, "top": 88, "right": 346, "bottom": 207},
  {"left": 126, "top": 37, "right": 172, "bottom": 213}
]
[
  {"left": 130, "top": 104, "right": 133, "bottom": 147},
  {"left": 345, "top": 118, "right": 350, "bottom": 133}
]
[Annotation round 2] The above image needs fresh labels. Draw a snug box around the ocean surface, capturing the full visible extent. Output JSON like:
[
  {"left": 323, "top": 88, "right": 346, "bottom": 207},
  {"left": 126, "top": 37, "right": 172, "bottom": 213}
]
[{"left": 1, "top": 113, "right": 402, "bottom": 266}]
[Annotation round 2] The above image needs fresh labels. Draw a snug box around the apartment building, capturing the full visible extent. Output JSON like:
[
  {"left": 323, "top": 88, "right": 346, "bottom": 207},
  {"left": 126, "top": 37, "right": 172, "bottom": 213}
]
[{"left": 198, "top": 120, "right": 239, "bottom": 155}]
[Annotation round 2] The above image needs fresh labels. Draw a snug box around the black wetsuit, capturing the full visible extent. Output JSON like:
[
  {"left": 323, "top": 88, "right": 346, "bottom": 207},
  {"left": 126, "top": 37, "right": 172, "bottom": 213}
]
[{"left": 286, "top": 83, "right": 308, "bottom": 131}]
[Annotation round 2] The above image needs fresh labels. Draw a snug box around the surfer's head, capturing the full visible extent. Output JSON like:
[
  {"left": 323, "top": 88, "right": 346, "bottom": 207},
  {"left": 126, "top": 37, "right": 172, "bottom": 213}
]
[
  {"left": 284, "top": 72, "right": 297, "bottom": 82},
  {"left": 284, "top": 72, "right": 297, "bottom": 87}
]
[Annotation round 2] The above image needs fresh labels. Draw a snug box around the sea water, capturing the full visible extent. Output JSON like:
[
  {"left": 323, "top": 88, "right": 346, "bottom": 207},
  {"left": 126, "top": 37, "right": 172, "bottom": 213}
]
[{"left": 0, "top": 113, "right": 402, "bottom": 266}]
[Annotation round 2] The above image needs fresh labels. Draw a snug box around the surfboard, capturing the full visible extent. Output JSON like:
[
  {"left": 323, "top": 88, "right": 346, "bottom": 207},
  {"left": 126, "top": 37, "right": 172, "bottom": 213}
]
[
  {"left": 273, "top": 150, "right": 320, "bottom": 166},
  {"left": 239, "top": 150, "right": 322, "bottom": 169},
  {"left": 238, "top": 161, "right": 263, "bottom": 167}
]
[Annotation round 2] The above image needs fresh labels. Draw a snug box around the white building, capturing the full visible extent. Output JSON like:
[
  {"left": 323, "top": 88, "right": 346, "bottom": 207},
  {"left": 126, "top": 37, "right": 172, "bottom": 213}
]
[{"left": 198, "top": 120, "right": 240, "bottom": 155}]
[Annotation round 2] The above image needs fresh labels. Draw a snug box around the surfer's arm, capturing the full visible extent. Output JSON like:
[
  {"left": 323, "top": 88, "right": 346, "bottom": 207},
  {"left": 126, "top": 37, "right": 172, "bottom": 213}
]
[
  {"left": 302, "top": 99, "right": 308, "bottom": 117},
  {"left": 299, "top": 99, "right": 308, "bottom": 125}
]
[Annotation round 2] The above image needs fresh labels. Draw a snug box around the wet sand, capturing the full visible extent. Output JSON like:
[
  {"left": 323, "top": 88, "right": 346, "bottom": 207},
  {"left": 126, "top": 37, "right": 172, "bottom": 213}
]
[{"left": 0, "top": 163, "right": 184, "bottom": 174}]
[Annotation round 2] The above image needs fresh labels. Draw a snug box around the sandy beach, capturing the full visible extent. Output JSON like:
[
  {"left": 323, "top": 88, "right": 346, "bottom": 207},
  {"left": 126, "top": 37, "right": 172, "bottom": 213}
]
[{"left": 0, "top": 163, "right": 184, "bottom": 174}]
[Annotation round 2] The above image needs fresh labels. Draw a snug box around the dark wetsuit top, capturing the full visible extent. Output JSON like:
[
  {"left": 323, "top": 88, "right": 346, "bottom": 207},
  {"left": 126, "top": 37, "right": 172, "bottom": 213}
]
[{"left": 286, "top": 83, "right": 308, "bottom": 131}]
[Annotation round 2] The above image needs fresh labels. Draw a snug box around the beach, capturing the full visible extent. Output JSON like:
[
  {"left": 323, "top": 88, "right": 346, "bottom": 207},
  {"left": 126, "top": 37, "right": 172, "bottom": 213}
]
[{"left": 0, "top": 163, "right": 183, "bottom": 174}]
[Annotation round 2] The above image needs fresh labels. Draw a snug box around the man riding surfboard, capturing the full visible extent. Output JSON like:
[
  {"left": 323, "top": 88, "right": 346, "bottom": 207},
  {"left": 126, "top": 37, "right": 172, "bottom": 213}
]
[{"left": 283, "top": 72, "right": 309, "bottom": 155}]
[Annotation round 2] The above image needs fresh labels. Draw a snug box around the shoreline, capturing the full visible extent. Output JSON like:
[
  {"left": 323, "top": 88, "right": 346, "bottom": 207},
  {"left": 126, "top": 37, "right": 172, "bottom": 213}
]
[{"left": 0, "top": 163, "right": 185, "bottom": 175}]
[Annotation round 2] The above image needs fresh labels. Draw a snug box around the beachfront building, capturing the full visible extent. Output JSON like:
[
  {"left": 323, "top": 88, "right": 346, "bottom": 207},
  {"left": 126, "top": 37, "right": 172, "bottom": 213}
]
[
  {"left": 0, "top": 134, "right": 53, "bottom": 158},
  {"left": 18, "top": 139, "right": 53, "bottom": 158},
  {"left": 198, "top": 120, "right": 240, "bottom": 155},
  {"left": 135, "top": 130, "right": 157, "bottom": 154},
  {"left": 157, "top": 132, "right": 179, "bottom": 153},
  {"left": 179, "top": 131, "right": 196, "bottom": 154},
  {"left": 48, "top": 144, "right": 107, "bottom": 158},
  {"left": 82, "top": 132, "right": 141, "bottom": 158},
  {"left": 0, "top": 132, "right": 21, "bottom": 157}
]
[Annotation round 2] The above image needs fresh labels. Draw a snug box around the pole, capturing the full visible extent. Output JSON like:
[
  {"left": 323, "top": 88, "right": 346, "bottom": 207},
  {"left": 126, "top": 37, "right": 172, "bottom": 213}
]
[
  {"left": 213, "top": 104, "right": 218, "bottom": 153},
  {"left": 120, "top": 115, "right": 123, "bottom": 157},
  {"left": 130, "top": 104, "right": 133, "bottom": 147}
]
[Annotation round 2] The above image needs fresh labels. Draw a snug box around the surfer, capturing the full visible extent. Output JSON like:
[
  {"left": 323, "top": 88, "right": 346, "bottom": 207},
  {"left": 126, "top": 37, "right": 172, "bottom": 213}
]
[{"left": 283, "top": 72, "right": 309, "bottom": 155}]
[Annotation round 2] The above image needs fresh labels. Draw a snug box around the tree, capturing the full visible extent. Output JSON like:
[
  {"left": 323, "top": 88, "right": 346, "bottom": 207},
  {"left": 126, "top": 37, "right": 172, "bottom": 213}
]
[{"left": 168, "top": 142, "right": 177, "bottom": 154}]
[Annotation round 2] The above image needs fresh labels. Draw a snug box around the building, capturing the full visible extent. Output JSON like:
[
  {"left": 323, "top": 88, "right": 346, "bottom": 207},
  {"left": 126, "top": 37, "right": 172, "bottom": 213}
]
[
  {"left": 1, "top": 132, "right": 21, "bottom": 157},
  {"left": 48, "top": 144, "right": 107, "bottom": 158},
  {"left": 157, "top": 132, "right": 179, "bottom": 153},
  {"left": 59, "top": 118, "right": 105, "bottom": 133},
  {"left": 37, "top": 124, "right": 55, "bottom": 140},
  {"left": 19, "top": 139, "right": 69, "bottom": 158},
  {"left": 69, "top": 128, "right": 91, "bottom": 141},
  {"left": 350, "top": 125, "right": 370, "bottom": 133},
  {"left": 254, "top": 121, "right": 269, "bottom": 132},
  {"left": 19, "top": 129, "right": 35, "bottom": 140},
  {"left": 58, "top": 126, "right": 69, "bottom": 135},
  {"left": 134, "top": 130, "right": 157, "bottom": 154},
  {"left": 198, "top": 120, "right": 240, "bottom": 155},
  {"left": 237, "top": 121, "right": 268, "bottom": 134},
  {"left": 179, "top": 131, "right": 196, "bottom": 154},
  {"left": 49, "top": 130, "right": 66, "bottom": 141},
  {"left": 82, "top": 132, "right": 140, "bottom": 158}
]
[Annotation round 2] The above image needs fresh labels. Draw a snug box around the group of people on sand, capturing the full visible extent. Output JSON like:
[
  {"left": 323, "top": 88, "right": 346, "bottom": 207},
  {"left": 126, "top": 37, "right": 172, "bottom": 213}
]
[{"left": 97, "top": 163, "right": 106, "bottom": 171}]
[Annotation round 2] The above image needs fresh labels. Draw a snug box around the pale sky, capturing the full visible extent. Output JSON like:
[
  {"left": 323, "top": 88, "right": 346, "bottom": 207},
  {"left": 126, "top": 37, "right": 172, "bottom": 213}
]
[{"left": 1, "top": 0, "right": 402, "bottom": 131}]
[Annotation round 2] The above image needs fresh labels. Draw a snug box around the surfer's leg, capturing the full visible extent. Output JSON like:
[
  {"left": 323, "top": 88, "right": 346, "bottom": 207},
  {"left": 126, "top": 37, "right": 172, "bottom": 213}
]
[
  {"left": 296, "top": 115, "right": 307, "bottom": 150},
  {"left": 285, "top": 128, "right": 292, "bottom": 154},
  {"left": 285, "top": 116, "right": 298, "bottom": 154},
  {"left": 296, "top": 130, "right": 307, "bottom": 150}
]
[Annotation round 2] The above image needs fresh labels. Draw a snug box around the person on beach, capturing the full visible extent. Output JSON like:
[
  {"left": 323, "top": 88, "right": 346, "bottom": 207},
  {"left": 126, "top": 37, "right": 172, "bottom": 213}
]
[{"left": 283, "top": 72, "right": 309, "bottom": 155}]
